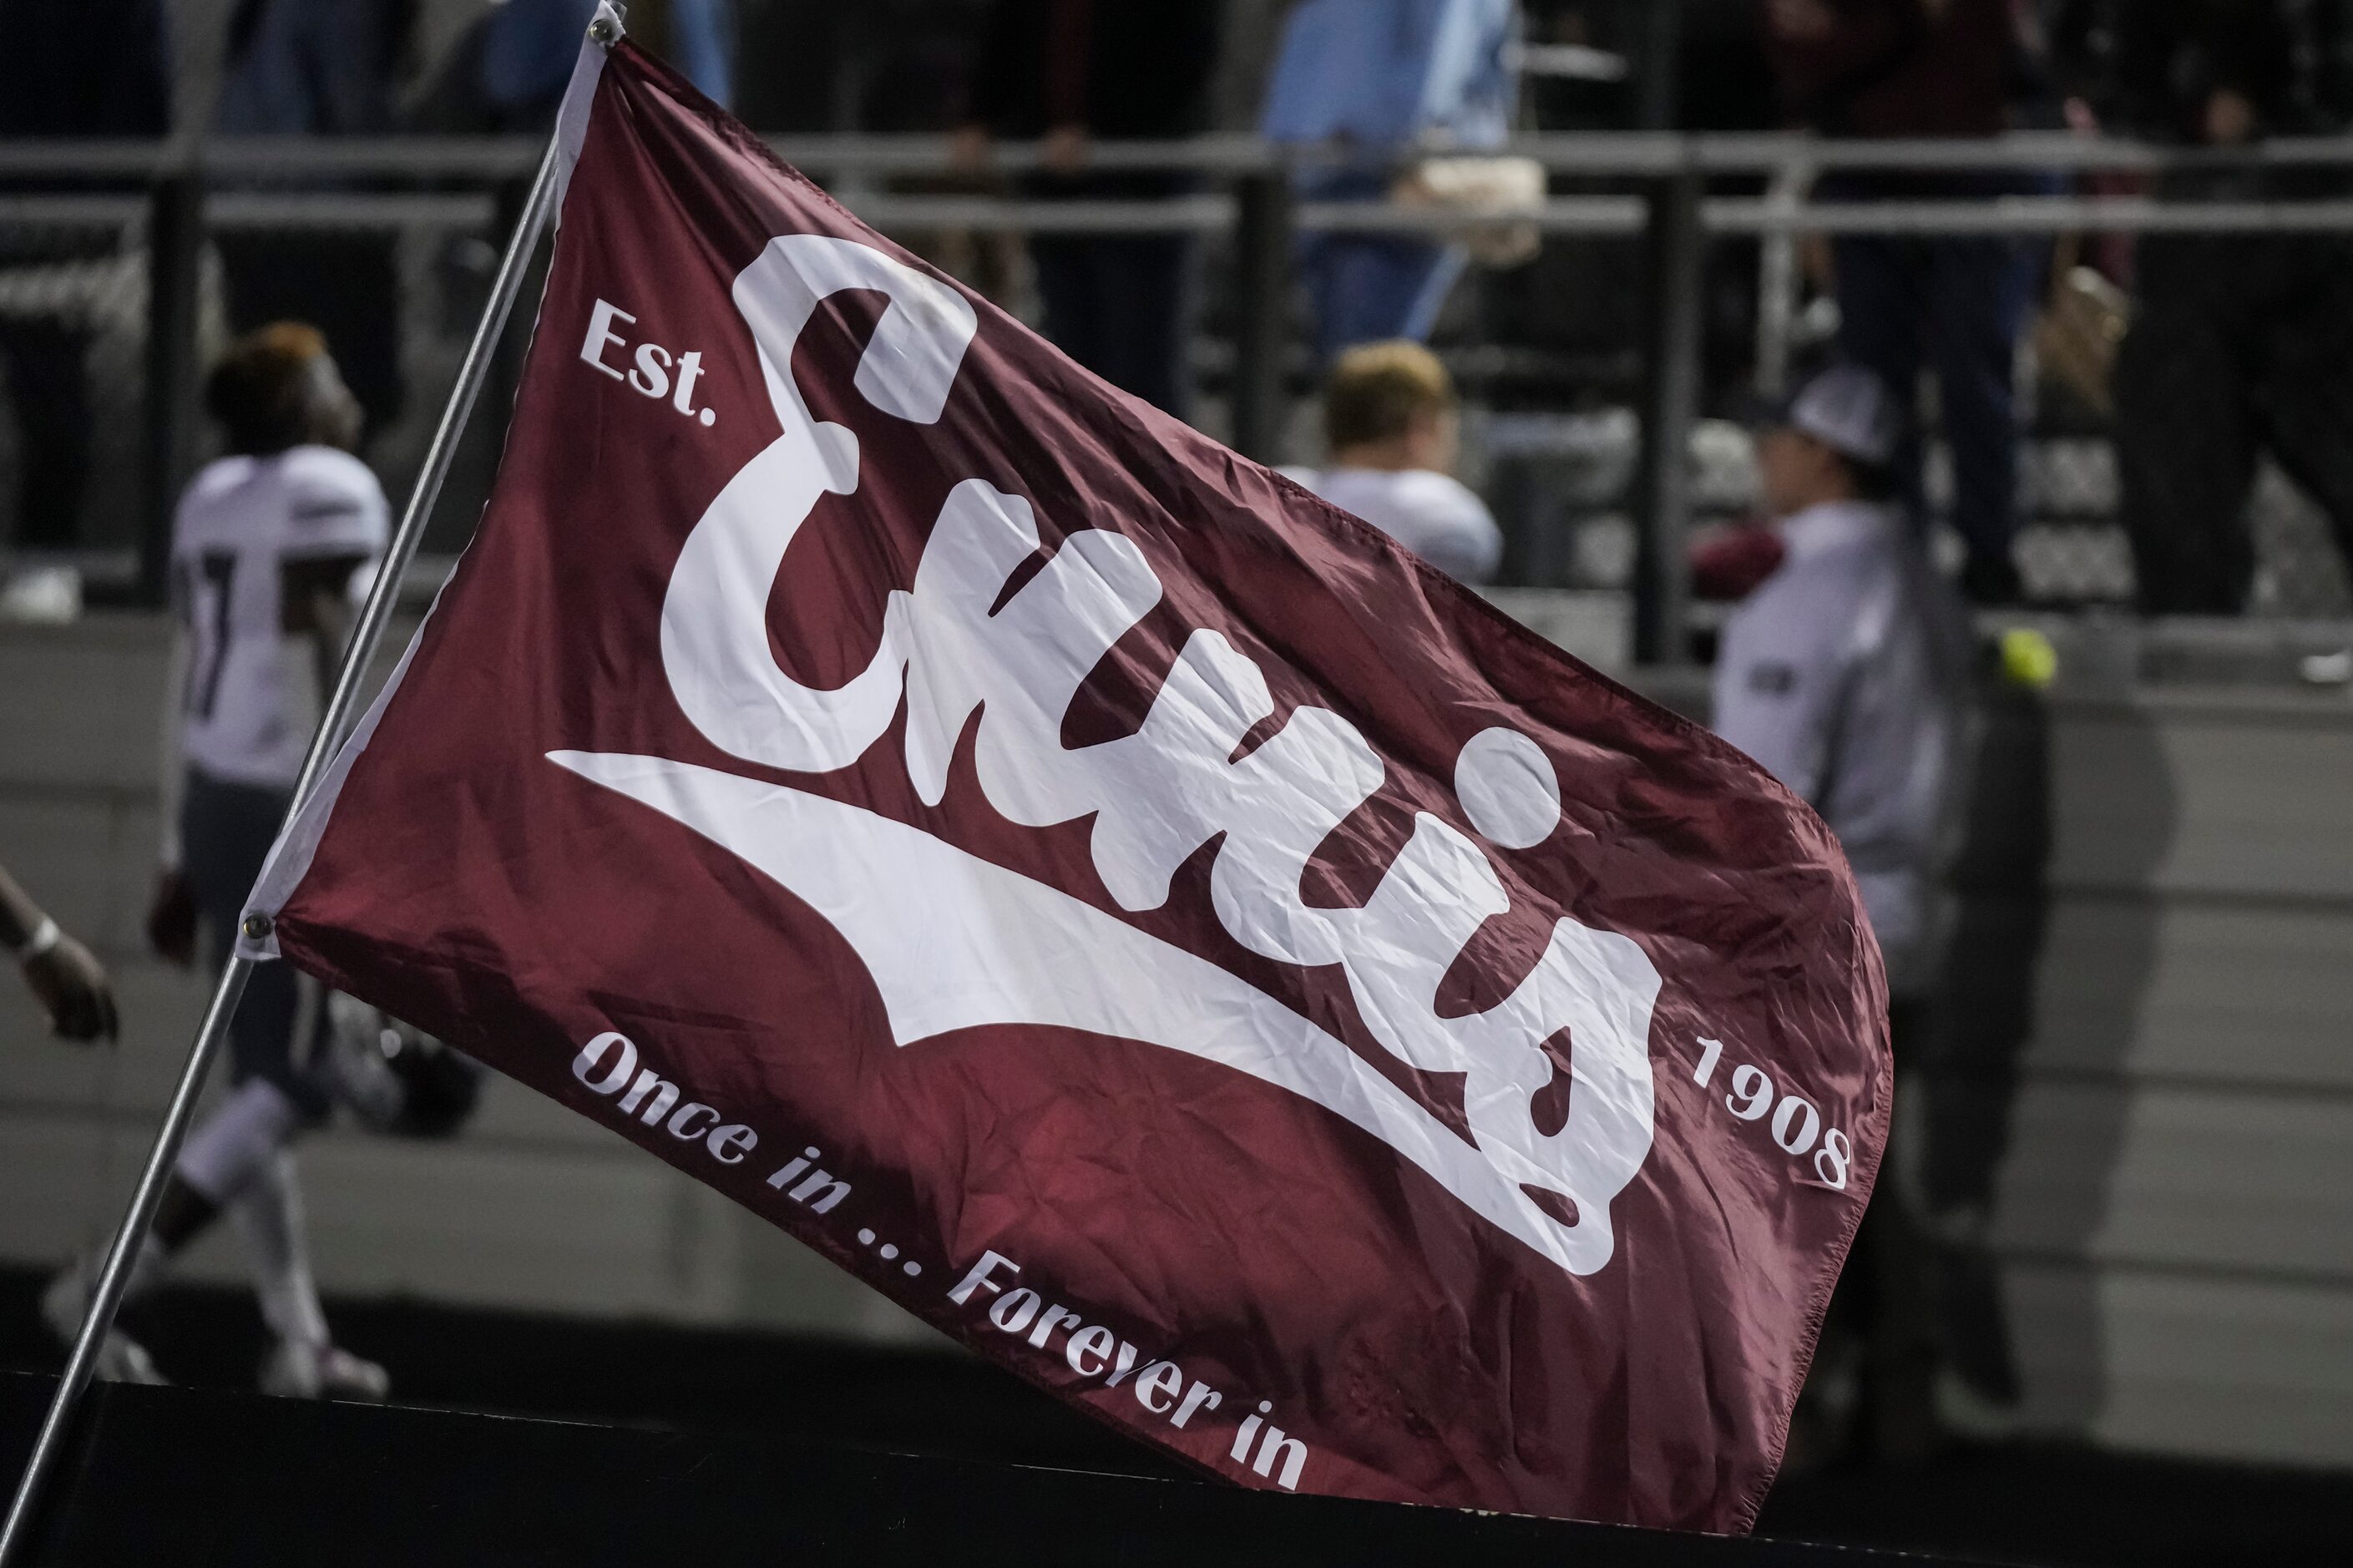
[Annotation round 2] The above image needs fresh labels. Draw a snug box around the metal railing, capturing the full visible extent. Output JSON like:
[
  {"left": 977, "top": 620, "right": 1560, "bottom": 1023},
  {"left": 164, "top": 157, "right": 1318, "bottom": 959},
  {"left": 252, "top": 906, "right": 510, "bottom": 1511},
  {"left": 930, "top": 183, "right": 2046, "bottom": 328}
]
[{"left": 5, "top": 131, "right": 2352, "bottom": 647}]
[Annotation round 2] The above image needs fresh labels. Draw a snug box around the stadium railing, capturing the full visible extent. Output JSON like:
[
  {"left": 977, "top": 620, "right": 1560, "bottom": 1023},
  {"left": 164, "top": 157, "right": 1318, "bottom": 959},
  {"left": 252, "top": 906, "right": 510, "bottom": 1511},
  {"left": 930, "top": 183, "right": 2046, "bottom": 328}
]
[{"left": 3, "top": 133, "right": 2350, "bottom": 661}]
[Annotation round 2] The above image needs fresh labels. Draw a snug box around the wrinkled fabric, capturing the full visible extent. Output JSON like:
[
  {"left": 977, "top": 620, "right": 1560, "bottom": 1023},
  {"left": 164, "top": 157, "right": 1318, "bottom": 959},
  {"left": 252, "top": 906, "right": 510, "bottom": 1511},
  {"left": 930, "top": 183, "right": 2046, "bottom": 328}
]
[{"left": 248, "top": 43, "right": 1888, "bottom": 1534}]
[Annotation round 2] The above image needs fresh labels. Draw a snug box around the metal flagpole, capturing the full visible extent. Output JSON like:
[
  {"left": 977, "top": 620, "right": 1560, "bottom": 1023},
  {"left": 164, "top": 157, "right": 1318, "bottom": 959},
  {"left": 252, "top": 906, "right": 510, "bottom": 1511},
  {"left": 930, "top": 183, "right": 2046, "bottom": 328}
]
[{"left": 0, "top": 86, "right": 578, "bottom": 1568}]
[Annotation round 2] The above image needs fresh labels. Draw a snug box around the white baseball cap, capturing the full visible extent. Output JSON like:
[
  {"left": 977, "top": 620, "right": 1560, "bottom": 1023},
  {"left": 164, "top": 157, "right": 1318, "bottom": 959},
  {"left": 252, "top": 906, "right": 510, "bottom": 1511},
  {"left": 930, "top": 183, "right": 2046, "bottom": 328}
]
[{"left": 1784, "top": 363, "right": 1901, "bottom": 468}]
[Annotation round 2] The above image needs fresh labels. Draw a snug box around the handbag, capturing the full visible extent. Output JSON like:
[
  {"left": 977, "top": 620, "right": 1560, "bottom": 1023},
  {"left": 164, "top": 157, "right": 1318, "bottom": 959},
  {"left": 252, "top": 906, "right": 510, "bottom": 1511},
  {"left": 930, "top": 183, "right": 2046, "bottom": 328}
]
[
  {"left": 2032, "top": 250, "right": 2133, "bottom": 417},
  {"left": 1392, "top": 154, "right": 1548, "bottom": 269}
]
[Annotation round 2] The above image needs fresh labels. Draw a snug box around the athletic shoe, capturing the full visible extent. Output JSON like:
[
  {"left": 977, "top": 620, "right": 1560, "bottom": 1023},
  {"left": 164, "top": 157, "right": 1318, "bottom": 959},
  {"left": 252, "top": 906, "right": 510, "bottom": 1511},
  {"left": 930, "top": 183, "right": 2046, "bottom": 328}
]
[
  {"left": 87, "top": 1332, "right": 169, "bottom": 1386},
  {"left": 39, "top": 1260, "right": 169, "bottom": 1386},
  {"left": 259, "top": 1339, "right": 390, "bottom": 1402}
]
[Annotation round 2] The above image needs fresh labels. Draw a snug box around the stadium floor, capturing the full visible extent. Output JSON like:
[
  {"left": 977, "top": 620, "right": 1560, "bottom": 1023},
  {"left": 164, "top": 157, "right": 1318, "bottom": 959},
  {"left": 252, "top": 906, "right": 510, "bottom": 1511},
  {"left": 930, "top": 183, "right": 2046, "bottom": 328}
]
[{"left": 3, "top": 1267, "right": 2344, "bottom": 1565}]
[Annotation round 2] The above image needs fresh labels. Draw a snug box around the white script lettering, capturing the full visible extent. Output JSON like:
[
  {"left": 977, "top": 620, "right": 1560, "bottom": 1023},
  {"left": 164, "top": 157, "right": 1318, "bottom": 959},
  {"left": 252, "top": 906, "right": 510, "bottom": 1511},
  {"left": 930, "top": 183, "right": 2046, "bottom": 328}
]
[
  {"left": 580, "top": 296, "right": 718, "bottom": 427},
  {"left": 559, "top": 236, "right": 1660, "bottom": 1276}
]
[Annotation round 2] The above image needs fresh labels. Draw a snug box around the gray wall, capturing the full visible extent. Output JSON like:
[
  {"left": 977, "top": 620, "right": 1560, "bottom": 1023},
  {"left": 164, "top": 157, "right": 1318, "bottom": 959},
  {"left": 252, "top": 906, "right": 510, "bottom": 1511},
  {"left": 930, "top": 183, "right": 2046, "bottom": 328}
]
[
  {"left": 1973, "top": 688, "right": 2353, "bottom": 1464},
  {"left": 0, "top": 615, "right": 936, "bottom": 1346},
  {"left": 3, "top": 612, "right": 2350, "bottom": 1468}
]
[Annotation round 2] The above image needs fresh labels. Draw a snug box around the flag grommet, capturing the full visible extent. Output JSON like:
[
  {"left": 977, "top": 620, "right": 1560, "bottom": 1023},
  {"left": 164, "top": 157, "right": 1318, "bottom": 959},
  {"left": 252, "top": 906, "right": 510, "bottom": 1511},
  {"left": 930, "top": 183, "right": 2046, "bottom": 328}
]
[{"left": 240, "top": 913, "right": 273, "bottom": 940}]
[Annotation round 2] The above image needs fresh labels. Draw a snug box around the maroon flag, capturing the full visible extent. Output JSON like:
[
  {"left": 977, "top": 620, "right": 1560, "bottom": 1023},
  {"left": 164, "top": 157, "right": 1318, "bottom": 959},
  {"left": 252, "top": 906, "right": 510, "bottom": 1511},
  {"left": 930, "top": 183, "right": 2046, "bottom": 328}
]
[{"left": 244, "top": 34, "right": 1887, "bottom": 1531}]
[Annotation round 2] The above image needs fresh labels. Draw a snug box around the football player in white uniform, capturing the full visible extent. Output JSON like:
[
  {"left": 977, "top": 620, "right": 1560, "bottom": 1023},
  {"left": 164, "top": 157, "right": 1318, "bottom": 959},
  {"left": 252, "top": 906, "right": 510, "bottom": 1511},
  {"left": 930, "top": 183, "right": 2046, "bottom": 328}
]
[{"left": 46, "top": 324, "right": 391, "bottom": 1398}]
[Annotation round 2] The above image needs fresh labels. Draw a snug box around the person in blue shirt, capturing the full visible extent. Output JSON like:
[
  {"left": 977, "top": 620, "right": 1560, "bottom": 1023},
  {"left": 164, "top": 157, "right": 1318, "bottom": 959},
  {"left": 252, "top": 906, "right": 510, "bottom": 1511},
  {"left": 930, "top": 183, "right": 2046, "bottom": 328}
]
[
  {"left": 1259, "top": 0, "right": 1520, "bottom": 362},
  {"left": 477, "top": 0, "right": 736, "bottom": 124},
  {"left": 411, "top": 0, "right": 736, "bottom": 134}
]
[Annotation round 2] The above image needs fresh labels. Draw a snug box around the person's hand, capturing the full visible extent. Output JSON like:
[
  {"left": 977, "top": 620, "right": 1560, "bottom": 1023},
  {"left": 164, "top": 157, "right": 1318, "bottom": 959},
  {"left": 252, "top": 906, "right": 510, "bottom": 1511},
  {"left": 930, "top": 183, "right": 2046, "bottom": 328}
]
[
  {"left": 2204, "top": 88, "right": 2257, "bottom": 146},
  {"left": 1766, "top": 0, "right": 1839, "bottom": 41},
  {"left": 22, "top": 931, "right": 118, "bottom": 1043},
  {"left": 949, "top": 124, "right": 992, "bottom": 178},
  {"left": 1041, "top": 123, "right": 1089, "bottom": 176},
  {"left": 147, "top": 868, "right": 197, "bottom": 968}
]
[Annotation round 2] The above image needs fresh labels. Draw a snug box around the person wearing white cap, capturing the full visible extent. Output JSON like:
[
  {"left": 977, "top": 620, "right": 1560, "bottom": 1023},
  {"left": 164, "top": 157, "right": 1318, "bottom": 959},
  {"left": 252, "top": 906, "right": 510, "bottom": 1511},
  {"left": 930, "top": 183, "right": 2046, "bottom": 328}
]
[
  {"left": 1713, "top": 362, "right": 1971, "bottom": 1465},
  {"left": 1715, "top": 362, "right": 1965, "bottom": 994}
]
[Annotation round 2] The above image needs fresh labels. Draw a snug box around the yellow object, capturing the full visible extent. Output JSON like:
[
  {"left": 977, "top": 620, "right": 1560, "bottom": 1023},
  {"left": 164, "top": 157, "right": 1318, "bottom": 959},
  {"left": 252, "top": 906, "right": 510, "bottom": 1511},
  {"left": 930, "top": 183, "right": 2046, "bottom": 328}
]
[{"left": 1999, "top": 628, "right": 2058, "bottom": 690}]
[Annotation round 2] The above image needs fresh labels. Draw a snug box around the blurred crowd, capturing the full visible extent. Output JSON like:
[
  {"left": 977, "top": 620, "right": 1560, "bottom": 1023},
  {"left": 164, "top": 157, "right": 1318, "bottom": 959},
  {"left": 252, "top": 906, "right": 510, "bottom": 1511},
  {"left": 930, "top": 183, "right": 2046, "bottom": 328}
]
[
  {"left": 1769, "top": 0, "right": 2353, "bottom": 612},
  {"left": 4, "top": 2, "right": 2353, "bottom": 615}
]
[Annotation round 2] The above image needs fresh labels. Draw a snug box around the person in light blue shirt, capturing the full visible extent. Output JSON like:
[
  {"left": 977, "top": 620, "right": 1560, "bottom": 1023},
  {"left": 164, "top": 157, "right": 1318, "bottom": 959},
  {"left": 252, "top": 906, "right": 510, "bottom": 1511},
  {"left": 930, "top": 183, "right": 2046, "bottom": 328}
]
[
  {"left": 1259, "top": 0, "right": 1519, "bottom": 362},
  {"left": 480, "top": 0, "right": 736, "bottom": 122}
]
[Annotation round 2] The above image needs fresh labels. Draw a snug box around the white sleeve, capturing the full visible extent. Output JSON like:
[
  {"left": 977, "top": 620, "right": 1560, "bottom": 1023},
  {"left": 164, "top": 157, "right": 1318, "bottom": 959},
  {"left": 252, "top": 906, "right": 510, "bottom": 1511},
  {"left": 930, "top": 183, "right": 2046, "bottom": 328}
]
[
  {"left": 1450, "top": 502, "right": 1504, "bottom": 584},
  {"left": 1711, "top": 596, "right": 1844, "bottom": 807},
  {"left": 281, "top": 458, "right": 390, "bottom": 561},
  {"left": 1400, "top": 476, "right": 1505, "bottom": 584}
]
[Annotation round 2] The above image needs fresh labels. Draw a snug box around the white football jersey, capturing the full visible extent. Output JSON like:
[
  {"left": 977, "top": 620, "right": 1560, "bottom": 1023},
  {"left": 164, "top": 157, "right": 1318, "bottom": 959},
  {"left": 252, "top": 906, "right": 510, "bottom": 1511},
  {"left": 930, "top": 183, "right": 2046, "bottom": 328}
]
[{"left": 170, "top": 446, "right": 389, "bottom": 789}]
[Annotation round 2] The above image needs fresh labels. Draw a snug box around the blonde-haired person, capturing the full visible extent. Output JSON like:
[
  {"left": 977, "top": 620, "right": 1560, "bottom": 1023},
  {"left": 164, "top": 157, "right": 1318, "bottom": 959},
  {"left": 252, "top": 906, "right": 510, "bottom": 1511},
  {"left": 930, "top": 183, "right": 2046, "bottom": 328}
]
[
  {"left": 46, "top": 323, "right": 391, "bottom": 1399},
  {"left": 1284, "top": 341, "right": 1503, "bottom": 584}
]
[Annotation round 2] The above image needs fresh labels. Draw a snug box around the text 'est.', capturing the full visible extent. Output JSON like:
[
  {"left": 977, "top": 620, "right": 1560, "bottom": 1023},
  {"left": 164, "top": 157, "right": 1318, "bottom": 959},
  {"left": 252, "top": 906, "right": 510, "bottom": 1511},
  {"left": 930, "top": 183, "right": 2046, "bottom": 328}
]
[{"left": 581, "top": 297, "right": 717, "bottom": 426}]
